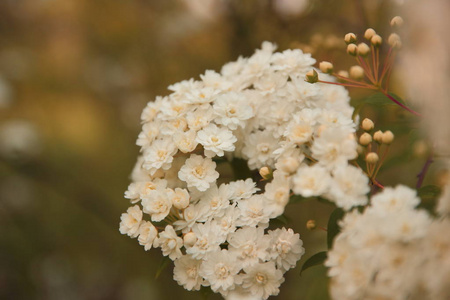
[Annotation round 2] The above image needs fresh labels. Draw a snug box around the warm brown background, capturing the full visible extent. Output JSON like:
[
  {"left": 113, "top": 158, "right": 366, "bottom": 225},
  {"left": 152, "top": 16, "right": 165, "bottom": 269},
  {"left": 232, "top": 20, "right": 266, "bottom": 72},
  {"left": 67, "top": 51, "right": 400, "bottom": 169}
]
[{"left": 0, "top": 1, "right": 437, "bottom": 299}]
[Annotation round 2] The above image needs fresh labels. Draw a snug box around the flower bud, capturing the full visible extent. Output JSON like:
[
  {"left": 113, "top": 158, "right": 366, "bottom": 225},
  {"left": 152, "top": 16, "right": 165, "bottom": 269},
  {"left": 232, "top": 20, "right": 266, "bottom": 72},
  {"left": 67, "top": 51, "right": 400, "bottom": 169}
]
[
  {"left": 381, "top": 130, "right": 394, "bottom": 144},
  {"left": 319, "top": 61, "right": 334, "bottom": 74},
  {"left": 337, "top": 70, "right": 349, "bottom": 78},
  {"left": 347, "top": 43, "right": 358, "bottom": 56},
  {"left": 388, "top": 33, "right": 402, "bottom": 49},
  {"left": 359, "top": 132, "right": 372, "bottom": 146},
  {"left": 344, "top": 33, "right": 357, "bottom": 44},
  {"left": 357, "top": 43, "right": 370, "bottom": 56},
  {"left": 357, "top": 145, "right": 365, "bottom": 155},
  {"left": 305, "top": 69, "right": 318, "bottom": 83},
  {"left": 306, "top": 220, "right": 317, "bottom": 230},
  {"left": 366, "top": 152, "right": 379, "bottom": 164},
  {"left": 373, "top": 130, "right": 383, "bottom": 143},
  {"left": 390, "top": 16, "right": 404, "bottom": 28},
  {"left": 371, "top": 35, "right": 382, "bottom": 47},
  {"left": 349, "top": 65, "right": 364, "bottom": 80},
  {"left": 183, "top": 232, "right": 197, "bottom": 247},
  {"left": 259, "top": 166, "right": 272, "bottom": 180},
  {"left": 364, "top": 28, "right": 376, "bottom": 40},
  {"left": 361, "top": 118, "right": 374, "bottom": 131}
]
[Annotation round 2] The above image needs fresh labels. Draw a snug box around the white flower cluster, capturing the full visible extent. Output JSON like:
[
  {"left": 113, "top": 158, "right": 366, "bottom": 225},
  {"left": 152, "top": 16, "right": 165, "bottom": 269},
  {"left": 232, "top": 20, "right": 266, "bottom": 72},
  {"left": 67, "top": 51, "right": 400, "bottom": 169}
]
[
  {"left": 120, "top": 42, "right": 363, "bottom": 298},
  {"left": 326, "top": 185, "right": 450, "bottom": 300}
]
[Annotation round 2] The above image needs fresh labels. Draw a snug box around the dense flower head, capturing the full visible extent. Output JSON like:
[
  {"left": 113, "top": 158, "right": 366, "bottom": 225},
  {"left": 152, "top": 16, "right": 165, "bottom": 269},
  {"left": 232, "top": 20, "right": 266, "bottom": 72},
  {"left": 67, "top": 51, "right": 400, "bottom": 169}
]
[
  {"left": 120, "top": 42, "right": 362, "bottom": 298},
  {"left": 326, "top": 185, "right": 450, "bottom": 300}
]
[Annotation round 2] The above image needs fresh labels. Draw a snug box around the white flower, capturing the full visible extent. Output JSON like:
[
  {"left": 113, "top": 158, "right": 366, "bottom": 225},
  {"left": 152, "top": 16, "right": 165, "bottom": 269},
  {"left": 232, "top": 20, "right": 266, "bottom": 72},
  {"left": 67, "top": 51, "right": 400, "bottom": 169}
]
[
  {"left": 196, "top": 184, "right": 233, "bottom": 221},
  {"left": 210, "top": 206, "right": 240, "bottom": 238},
  {"left": 237, "top": 194, "right": 271, "bottom": 228},
  {"left": 183, "top": 87, "right": 219, "bottom": 105},
  {"left": 283, "top": 116, "right": 314, "bottom": 145},
  {"left": 178, "top": 154, "right": 219, "bottom": 192},
  {"left": 311, "top": 127, "right": 357, "bottom": 169},
  {"left": 228, "top": 227, "right": 270, "bottom": 268},
  {"left": 155, "top": 225, "right": 183, "bottom": 261},
  {"left": 213, "top": 92, "right": 254, "bottom": 130},
  {"left": 240, "top": 261, "right": 285, "bottom": 300},
  {"left": 186, "top": 222, "right": 223, "bottom": 259},
  {"left": 370, "top": 185, "right": 420, "bottom": 214},
  {"left": 136, "top": 121, "right": 160, "bottom": 150},
  {"left": 196, "top": 124, "right": 237, "bottom": 157},
  {"left": 264, "top": 171, "right": 291, "bottom": 218},
  {"left": 173, "top": 254, "right": 204, "bottom": 291},
  {"left": 169, "top": 188, "right": 190, "bottom": 210},
  {"left": 228, "top": 179, "right": 259, "bottom": 201},
  {"left": 173, "top": 130, "right": 198, "bottom": 153},
  {"left": 242, "top": 131, "right": 279, "bottom": 169},
  {"left": 268, "top": 227, "right": 305, "bottom": 272},
  {"left": 201, "top": 70, "right": 233, "bottom": 90},
  {"left": 143, "top": 139, "right": 178, "bottom": 175},
  {"left": 138, "top": 221, "right": 158, "bottom": 251},
  {"left": 141, "top": 189, "right": 173, "bottom": 222},
  {"left": 292, "top": 164, "right": 331, "bottom": 197},
  {"left": 327, "top": 165, "right": 370, "bottom": 210},
  {"left": 173, "top": 203, "right": 208, "bottom": 233},
  {"left": 199, "top": 249, "right": 241, "bottom": 296},
  {"left": 119, "top": 205, "right": 143, "bottom": 238},
  {"left": 186, "top": 106, "right": 214, "bottom": 131}
]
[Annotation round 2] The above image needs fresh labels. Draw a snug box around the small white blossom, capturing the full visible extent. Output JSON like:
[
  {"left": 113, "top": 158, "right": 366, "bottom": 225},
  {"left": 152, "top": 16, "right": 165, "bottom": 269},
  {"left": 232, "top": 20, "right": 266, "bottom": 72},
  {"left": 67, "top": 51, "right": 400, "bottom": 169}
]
[
  {"left": 178, "top": 154, "right": 219, "bottom": 192},
  {"left": 292, "top": 164, "right": 331, "bottom": 197},
  {"left": 173, "top": 255, "right": 204, "bottom": 291},
  {"left": 213, "top": 92, "right": 254, "bottom": 130},
  {"left": 119, "top": 205, "right": 143, "bottom": 238},
  {"left": 155, "top": 225, "right": 183, "bottom": 261},
  {"left": 138, "top": 221, "right": 158, "bottom": 251},
  {"left": 268, "top": 227, "right": 305, "bottom": 272},
  {"left": 199, "top": 250, "right": 241, "bottom": 296},
  {"left": 196, "top": 124, "right": 237, "bottom": 157},
  {"left": 240, "top": 261, "right": 284, "bottom": 300}
]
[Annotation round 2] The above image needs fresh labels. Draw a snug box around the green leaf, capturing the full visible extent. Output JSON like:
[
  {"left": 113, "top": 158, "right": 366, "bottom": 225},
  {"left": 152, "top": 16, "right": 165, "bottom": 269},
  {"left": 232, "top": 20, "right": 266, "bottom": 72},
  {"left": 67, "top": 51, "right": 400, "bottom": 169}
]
[
  {"left": 327, "top": 208, "right": 345, "bottom": 249},
  {"left": 155, "top": 256, "right": 171, "bottom": 279},
  {"left": 289, "top": 195, "right": 306, "bottom": 204},
  {"left": 418, "top": 185, "right": 441, "bottom": 201},
  {"left": 300, "top": 251, "right": 327, "bottom": 275}
]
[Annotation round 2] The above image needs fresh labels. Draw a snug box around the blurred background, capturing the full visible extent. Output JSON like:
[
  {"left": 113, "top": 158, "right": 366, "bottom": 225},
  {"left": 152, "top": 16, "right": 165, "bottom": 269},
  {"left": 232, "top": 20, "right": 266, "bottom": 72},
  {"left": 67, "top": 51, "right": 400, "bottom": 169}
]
[{"left": 0, "top": 0, "right": 444, "bottom": 299}]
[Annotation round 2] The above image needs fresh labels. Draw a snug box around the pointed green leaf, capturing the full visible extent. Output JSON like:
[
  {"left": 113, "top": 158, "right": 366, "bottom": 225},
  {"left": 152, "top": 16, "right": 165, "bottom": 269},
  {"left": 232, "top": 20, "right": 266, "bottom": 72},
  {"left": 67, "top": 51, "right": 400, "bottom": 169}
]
[
  {"left": 300, "top": 251, "right": 327, "bottom": 275},
  {"left": 155, "top": 256, "right": 171, "bottom": 279},
  {"left": 418, "top": 185, "right": 441, "bottom": 201},
  {"left": 327, "top": 208, "right": 345, "bottom": 249}
]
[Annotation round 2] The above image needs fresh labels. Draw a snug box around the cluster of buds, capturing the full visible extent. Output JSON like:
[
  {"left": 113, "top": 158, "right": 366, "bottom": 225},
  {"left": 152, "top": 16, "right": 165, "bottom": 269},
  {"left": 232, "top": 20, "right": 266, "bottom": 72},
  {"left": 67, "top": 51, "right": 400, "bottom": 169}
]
[
  {"left": 306, "top": 16, "right": 420, "bottom": 116},
  {"left": 357, "top": 118, "right": 395, "bottom": 188}
]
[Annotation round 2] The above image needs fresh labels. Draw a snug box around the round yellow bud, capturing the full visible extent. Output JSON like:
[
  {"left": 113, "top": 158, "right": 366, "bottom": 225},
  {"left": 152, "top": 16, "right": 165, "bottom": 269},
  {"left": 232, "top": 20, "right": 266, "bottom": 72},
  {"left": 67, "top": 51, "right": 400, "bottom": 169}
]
[
  {"left": 388, "top": 33, "right": 402, "bottom": 49},
  {"left": 371, "top": 35, "right": 382, "bottom": 47},
  {"left": 357, "top": 43, "right": 371, "bottom": 56},
  {"left": 344, "top": 33, "right": 357, "bottom": 44},
  {"left": 306, "top": 220, "right": 317, "bottom": 230},
  {"left": 259, "top": 166, "right": 271, "bottom": 179},
  {"left": 361, "top": 118, "right": 374, "bottom": 131},
  {"left": 373, "top": 130, "right": 383, "bottom": 143},
  {"left": 359, "top": 132, "right": 372, "bottom": 146},
  {"left": 347, "top": 43, "right": 358, "bottom": 56},
  {"left": 366, "top": 152, "right": 379, "bottom": 164},
  {"left": 305, "top": 69, "right": 319, "bottom": 83},
  {"left": 390, "top": 16, "right": 404, "bottom": 28},
  {"left": 337, "top": 70, "right": 349, "bottom": 78},
  {"left": 349, "top": 65, "right": 364, "bottom": 80},
  {"left": 381, "top": 130, "right": 394, "bottom": 144},
  {"left": 183, "top": 232, "right": 197, "bottom": 247},
  {"left": 364, "top": 28, "right": 376, "bottom": 40},
  {"left": 319, "top": 61, "right": 334, "bottom": 74}
]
